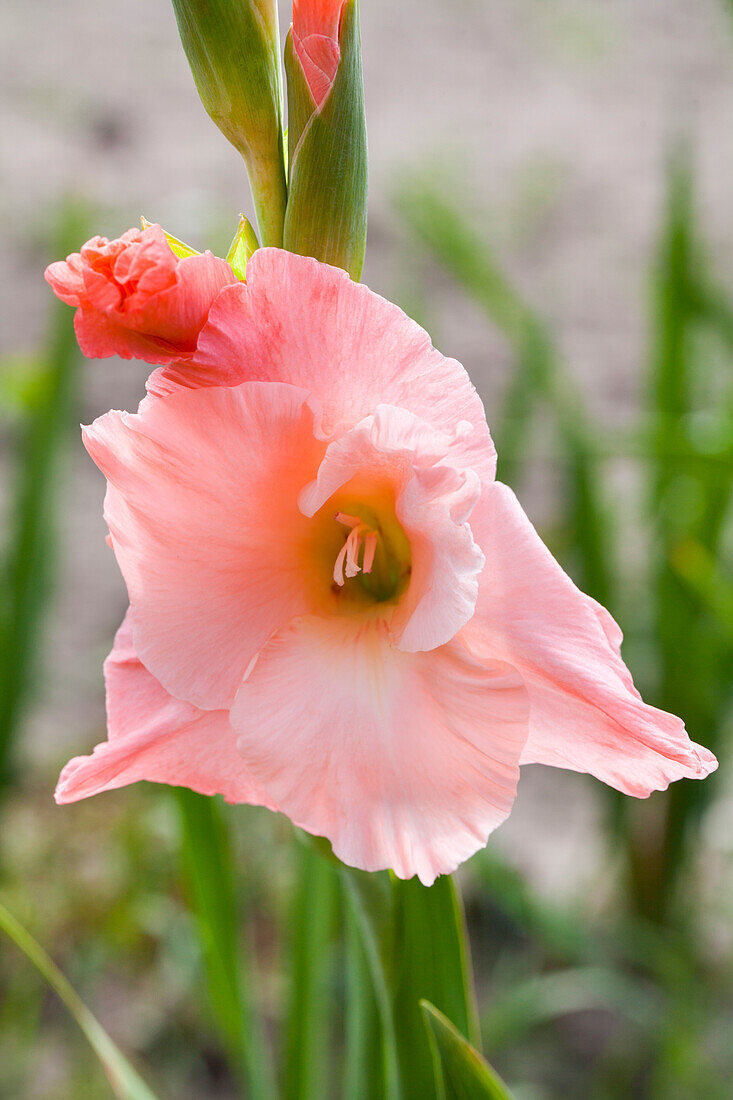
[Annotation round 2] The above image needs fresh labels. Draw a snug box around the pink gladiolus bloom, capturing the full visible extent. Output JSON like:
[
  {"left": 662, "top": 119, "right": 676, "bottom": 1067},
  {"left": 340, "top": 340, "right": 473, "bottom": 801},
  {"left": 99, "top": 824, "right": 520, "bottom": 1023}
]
[
  {"left": 45, "top": 224, "right": 235, "bottom": 364},
  {"left": 292, "top": 0, "right": 346, "bottom": 107},
  {"left": 56, "top": 249, "right": 717, "bottom": 885}
]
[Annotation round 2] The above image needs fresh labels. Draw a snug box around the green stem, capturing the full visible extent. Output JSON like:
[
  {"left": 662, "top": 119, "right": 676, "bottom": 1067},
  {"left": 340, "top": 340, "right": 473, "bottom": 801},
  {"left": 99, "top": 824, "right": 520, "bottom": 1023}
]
[{"left": 248, "top": 142, "right": 288, "bottom": 248}]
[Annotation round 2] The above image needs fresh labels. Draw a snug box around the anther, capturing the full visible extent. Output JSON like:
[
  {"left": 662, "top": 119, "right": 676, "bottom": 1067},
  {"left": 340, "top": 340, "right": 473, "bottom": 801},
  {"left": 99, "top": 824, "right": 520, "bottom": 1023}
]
[{"left": 333, "top": 512, "right": 378, "bottom": 587}]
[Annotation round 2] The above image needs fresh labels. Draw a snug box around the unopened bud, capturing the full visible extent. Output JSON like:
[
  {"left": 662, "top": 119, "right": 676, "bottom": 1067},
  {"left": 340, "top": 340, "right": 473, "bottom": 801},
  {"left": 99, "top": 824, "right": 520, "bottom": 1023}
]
[
  {"left": 170, "top": 0, "right": 287, "bottom": 248},
  {"left": 283, "top": 0, "right": 368, "bottom": 280}
]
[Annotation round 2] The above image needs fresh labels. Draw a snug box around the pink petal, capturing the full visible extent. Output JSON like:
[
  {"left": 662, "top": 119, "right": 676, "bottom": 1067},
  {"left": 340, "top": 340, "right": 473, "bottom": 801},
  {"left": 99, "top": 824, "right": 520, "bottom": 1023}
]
[
  {"left": 73, "top": 308, "right": 184, "bottom": 362},
  {"left": 83, "top": 381, "right": 326, "bottom": 711},
  {"left": 299, "top": 404, "right": 485, "bottom": 652},
  {"left": 152, "top": 249, "right": 496, "bottom": 484},
  {"left": 231, "top": 616, "right": 529, "bottom": 884},
  {"left": 46, "top": 226, "right": 235, "bottom": 364},
  {"left": 293, "top": 0, "right": 345, "bottom": 42},
  {"left": 44, "top": 250, "right": 88, "bottom": 306},
  {"left": 56, "top": 612, "right": 276, "bottom": 807},
  {"left": 292, "top": 31, "right": 341, "bottom": 108},
  {"left": 127, "top": 251, "right": 236, "bottom": 358},
  {"left": 292, "top": 0, "right": 345, "bottom": 106},
  {"left": 466, "top": 482, "right": 718, "bottom": 796}
]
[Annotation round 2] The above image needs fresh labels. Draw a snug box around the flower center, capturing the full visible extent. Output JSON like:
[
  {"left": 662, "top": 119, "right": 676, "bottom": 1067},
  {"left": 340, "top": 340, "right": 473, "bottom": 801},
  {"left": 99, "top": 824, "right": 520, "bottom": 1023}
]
[{"left": 330, "top": 502, "right": 411, "bottom": 603}]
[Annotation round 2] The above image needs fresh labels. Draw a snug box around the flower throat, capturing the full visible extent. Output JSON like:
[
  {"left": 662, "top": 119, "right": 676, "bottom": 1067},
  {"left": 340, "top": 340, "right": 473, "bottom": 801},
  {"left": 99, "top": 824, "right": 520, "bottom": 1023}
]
[{"left": 332, "top": 504, "right": 411, "bottom": 603}]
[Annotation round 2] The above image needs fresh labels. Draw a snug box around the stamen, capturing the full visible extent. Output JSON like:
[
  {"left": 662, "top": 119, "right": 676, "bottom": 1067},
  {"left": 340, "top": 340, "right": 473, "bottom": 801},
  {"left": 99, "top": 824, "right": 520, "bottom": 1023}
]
[
  {"left": 333, "top": 511, "right": 379, "bottom": 587},
  {"left": 362, "top": 531, "right": 378, "bottom": 574},
  {"left": 333, "top": 542, "right": 349, "bottom": 587},
  {"left": 343, "top": 528, "right": 361, "bottom": 578}
]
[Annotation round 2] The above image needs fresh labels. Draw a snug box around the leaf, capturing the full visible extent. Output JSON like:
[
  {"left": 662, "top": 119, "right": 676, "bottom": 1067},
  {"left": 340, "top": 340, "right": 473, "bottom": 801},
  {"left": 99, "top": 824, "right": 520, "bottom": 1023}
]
[
  {"left": 340, "top": 868, "right": 402, "bottom": 1100},
  {"left": 391, "top": 875, "right": 480, "bottom": 1100},
  {"left": 420, "top": 1001, "right": 513, "bottom": 1100},
  {"left": 340, "top": 871, "right": 480, "bottom": 1100},
  {"left": 175, "top": 789, "right": 275, "bottom": 1099},
  {"left": 343, "top": 894, "right": 383, "bottom": 1100},
  {"left": 283, "top": 834, "right": 340, "bottom": 1100},
  {"left": 0, "top": 900, "right": 159, "bottom": 1100},
  {"left": 671, "top": 538, "right": 733, "bottom": 641},
  {"left": 170, "top": 0, "right": 287, "bottom": 246},
  {"left": 482, "top": 966, "right": 657, "bottom": 1051},
  {"left": 0, "top": 206, "right": 87, "bottom": 799},
  {"left": 140, "top": 216, "right": 200, "bottom": 258},
  {"left": 284, "top": 0, "right": 368, "bottom": 279},
  {"left": 225, "top": 214, "right": 260, "bottom": 280},
  {"left": 637, "top": 147, "right": 731, "bottom": 921}
]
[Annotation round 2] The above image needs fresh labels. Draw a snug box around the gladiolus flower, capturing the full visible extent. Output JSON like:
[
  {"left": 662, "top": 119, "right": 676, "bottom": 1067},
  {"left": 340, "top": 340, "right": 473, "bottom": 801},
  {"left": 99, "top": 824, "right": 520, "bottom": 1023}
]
[
  {"left": 44, "top": 224, "right": 236, "bottom": 364},
  {"left": 56, "top": 249, "right": 717, "bottom": 885}
]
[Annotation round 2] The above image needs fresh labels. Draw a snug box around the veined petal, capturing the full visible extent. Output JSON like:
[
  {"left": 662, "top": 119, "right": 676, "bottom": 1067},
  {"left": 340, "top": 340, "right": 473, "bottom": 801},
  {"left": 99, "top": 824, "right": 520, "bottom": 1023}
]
[
  {"left": 466, "top": 482, "right": 718, "bottom": 796},
  {"left": 291, "top": 0, "right": 345, "bottom": 106},
  {"left": 56, "top": 612, "right": 276, "bottom": 808},
  {"left": 152, "top": 249, "right": 496, "bottom": 483},
  {"left": 46, "top": 225, "right": 235, "bottom": 364},
  {"left": 83, "top": 381, "right": 326, "bottom": 711},
  {"left": 231, "top": 616, "right": 529, "bottom": 885}
]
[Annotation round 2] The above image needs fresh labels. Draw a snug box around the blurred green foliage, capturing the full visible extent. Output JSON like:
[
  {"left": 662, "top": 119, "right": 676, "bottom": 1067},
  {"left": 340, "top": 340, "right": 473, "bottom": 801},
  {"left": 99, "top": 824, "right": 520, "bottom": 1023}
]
[
  {"left": 0, "top": 206, "right": 89, "bottom": 801},
  {"left": 394, "top": 149, "right": 732, "bottom": 1098}
]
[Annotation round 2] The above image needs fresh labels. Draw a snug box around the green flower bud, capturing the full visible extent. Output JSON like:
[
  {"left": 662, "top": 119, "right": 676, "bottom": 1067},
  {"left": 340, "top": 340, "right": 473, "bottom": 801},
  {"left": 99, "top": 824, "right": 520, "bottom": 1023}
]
[{"left": 170, "top": 0, "right": 288, "bottom": 247}]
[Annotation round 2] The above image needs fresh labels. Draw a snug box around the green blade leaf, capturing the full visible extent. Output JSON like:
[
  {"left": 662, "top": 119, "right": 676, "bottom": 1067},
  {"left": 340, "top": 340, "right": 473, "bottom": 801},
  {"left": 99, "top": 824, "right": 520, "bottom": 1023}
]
[
  {"left": 420, "top": 1001, "right": 513, "bottom": 1100},
  {"left": 175, "top": 789, "right": 275, "bottom": 1100},
  {"left": 343, "top": 893, "right": 383, "bottom": 1100},
  {"left": 283, "top": 835, "right": 340, "bottom": 1100},
  {"left": 284, "top": 0, "right": 368, "bottom": 279},
  {"left": 0, "top": 205, "right": 87, "bottom": 800},
  {"left": 0, "top": 900, "right": 159, "bottom": 1100},
  {"left": 340, "top": 868, "right": 402, "bottom": 1100},
  {"left": 391, "top": 875, "right": 480, "bottom": 1100}
]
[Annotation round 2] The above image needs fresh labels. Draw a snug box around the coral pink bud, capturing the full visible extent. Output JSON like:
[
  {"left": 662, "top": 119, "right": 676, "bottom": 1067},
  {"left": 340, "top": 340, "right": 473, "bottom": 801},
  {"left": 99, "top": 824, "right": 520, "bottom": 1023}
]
[
  {"left": 45, "top": 224, "right": 236, "bottom": 364},
  {"left": 292, "top": 0, "right": 346, "bottom": 107}
]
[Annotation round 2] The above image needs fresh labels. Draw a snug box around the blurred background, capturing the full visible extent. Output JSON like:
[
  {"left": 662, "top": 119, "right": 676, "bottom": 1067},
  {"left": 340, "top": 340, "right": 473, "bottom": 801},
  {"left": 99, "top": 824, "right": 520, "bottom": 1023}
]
[{"left": 1, "top": 0, "right": 732, "bottom": 1096}]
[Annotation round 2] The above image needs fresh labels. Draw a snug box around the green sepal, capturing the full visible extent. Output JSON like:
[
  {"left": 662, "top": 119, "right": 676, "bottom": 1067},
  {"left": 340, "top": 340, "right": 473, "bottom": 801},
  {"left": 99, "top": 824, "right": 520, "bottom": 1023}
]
[
  {"left": 420, "top": 1002, "right": 514, "bottom": 1100},
  {"left": 226, "top": 214, "right": 260, "bottom": 280},
  {"left": 140, "top": 216, "right": 199, "bottom": 259},
  {"left": 170, "top": 0, "right": 287, "bottom": 247},
  {"left": 284, "top": 0, "right": 368, "bottom": 280}
]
